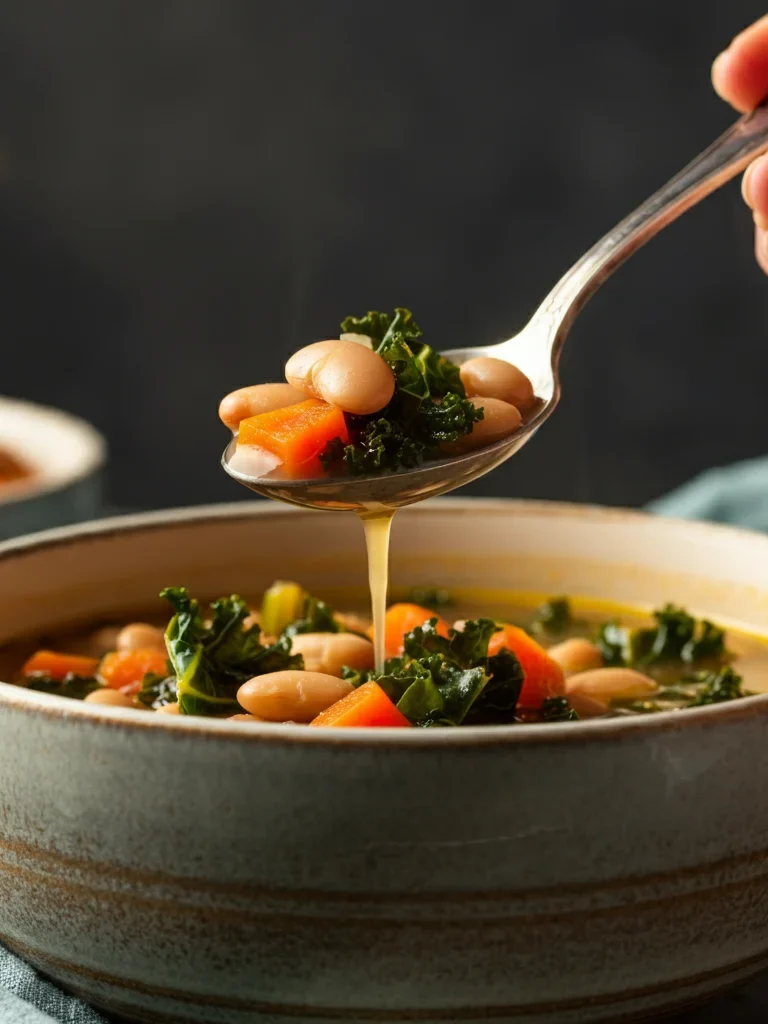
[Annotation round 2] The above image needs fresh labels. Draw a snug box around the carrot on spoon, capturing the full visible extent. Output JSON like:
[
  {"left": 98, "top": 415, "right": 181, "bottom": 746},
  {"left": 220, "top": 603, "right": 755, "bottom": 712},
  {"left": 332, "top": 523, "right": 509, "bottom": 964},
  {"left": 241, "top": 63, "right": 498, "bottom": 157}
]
[
  {"left": 373, "top": 603, "right": 451, "bottom": 660},
  {"left": 22, "top": 650, "right": 100, "bottom": 681},
  {"left": 310, "top": 681, "right": 411, "bottom": 727},
  {"left": 237, "top": 399, "right": 349, "bottom": 478},
  {"left": 488, "top": 625, "right": 565, "bottom": 708}
]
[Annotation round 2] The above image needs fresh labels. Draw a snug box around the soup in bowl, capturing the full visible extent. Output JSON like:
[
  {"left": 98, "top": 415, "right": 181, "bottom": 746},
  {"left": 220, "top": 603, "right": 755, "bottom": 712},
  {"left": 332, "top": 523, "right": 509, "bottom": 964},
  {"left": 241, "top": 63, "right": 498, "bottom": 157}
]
[{"left": 1, "top": 499, "right": 768, "bottom": 1022}]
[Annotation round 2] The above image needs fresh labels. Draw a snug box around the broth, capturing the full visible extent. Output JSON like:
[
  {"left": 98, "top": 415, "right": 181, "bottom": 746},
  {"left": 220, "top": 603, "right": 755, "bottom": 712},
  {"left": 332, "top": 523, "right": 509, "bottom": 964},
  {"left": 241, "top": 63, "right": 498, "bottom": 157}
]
[{"left": 4, "top": 587, "right": 768, "bottom": 723}]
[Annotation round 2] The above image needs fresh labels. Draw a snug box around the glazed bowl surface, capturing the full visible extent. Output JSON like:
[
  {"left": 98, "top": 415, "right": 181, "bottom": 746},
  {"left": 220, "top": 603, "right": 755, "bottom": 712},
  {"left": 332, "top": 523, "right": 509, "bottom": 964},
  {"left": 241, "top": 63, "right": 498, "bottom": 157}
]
[
  {"left": 0, "top": 396, "right": 105, "bottom": 539},
  {"left": 1, "top": 499, "right": 768, "bottom": 1024}
]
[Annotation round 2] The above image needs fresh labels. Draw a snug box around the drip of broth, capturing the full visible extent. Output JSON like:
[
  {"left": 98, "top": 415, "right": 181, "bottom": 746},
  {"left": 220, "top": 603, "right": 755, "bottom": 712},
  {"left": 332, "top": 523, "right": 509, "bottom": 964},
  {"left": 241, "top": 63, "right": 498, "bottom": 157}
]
[{"left": 358, "top": 508, "right": 396, "bottom": 672}]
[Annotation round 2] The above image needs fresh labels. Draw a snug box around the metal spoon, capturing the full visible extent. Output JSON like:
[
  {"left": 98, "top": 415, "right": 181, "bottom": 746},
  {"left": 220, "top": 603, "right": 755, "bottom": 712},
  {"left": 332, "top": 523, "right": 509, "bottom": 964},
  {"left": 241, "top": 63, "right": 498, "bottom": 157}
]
[{"left": 224, "top": 98, "right": 768, "bottom": 513}]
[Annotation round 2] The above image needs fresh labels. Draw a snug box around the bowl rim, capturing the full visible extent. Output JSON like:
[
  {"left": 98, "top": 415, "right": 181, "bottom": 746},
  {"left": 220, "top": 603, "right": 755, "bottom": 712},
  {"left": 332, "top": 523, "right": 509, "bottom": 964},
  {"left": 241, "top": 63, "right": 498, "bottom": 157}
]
[
  {"left": 0, "top": 395, "right": 106, "bottom": 507},
  {"left": 1, "top": 496, "right": 767, "bottom": 747}
]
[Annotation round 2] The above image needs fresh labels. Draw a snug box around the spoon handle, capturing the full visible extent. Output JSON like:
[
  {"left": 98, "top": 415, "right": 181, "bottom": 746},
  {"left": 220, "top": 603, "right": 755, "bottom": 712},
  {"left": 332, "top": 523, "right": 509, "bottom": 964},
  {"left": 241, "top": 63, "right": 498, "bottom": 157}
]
[{"left": 534, "top": 97, "right": 768, "bottom": 353}]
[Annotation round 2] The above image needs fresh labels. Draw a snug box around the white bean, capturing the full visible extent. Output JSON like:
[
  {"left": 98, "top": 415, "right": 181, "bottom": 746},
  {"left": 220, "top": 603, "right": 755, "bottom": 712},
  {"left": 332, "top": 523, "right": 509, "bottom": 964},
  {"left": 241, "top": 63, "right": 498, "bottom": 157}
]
[
  {"left": 290, "top": 633, "right": 374, "bottom": 677},
  {"left": 155, "top": 703, "right": 181, "bottom": 715},
  {"left": 460, "top": 357, "right": 536, "bottom": 411},
  {"left": 237, "top": 670, "right": 353, "bottom": 722},
  {"left": 566, "top": 668, "right": 658, "bottom": 704},
  {"left": 84, "top": 688, "right": 138, "bottom": 708},
  {"left": 547, "top": 638, "right": 603, "bottom": 676},
  {"left": 334, "top": 611, "right": 372, "bottom": 635},
  {"left": 339, "top": 333, "right": 373, "bottom": 348},
  {"left": 285, "top": 340, "right": 395, "bottom": 416},
  {"left": 116, "top": 623, "right": 166, "bottom": 652},
  {"left": 442, "top": 397, "right": 522, "bottom": 454},
  {"left": 565, "top": 691, "right": 611, "bottom": 718},
  {"left": 86, "top": 625, "right": 121, "bottom": 656},
  {"left": 218, "top": 383, "right": 307, "bottom": 431}
]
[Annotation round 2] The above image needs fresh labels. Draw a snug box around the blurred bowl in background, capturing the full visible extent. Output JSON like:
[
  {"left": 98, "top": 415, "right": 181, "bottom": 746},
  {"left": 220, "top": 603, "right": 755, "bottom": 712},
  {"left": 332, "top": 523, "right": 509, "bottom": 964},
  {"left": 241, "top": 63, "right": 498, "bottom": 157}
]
[{"left": 0, "top": 396, "right": 106, "bottom": 539}]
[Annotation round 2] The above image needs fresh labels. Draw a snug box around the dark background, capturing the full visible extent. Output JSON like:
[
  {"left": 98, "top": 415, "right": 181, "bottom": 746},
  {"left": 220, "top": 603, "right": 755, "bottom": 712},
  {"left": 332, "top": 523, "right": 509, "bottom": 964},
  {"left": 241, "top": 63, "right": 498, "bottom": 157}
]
[{"left": 1, "top": 0, "right": 767, "bottom": 512}]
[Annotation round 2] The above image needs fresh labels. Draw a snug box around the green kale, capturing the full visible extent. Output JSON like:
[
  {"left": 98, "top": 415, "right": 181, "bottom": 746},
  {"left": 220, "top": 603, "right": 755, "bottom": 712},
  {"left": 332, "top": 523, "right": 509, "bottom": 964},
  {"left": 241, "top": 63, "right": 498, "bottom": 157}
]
[
  {"left": 596, "top": 605, "right": 727, "bottom": 670},
  {"left": 530, "top": 597, "right": 573, "bottom": 638},
  {"left": 637, "top": 605, "right": 697, "bottom": 664},
  {"left": 137, "top": 673, "right": 178, "bottom": 709},
  {"left": 403, "top": 586, "right": 454, "bottom": 610},
  {"left": 344, "top": 617, "right": 524, "bottom": 727},
  {"left": 162, "top": 587, "right": 301, "bottom": 716},
  {"left": 540, "top": 696, "right": 579, "bottom": 721},
  {"left": 326, "top": 418, "right": 427, "bottom": 476},
  {"left": 340, "top": 307, "right": 422, "bottom": 346},
  {"left": 687, "top": 666, "right": 744, "bottom": 706},
  {"left": 326, "top": 308, "right": 483, "bottom": 476},
  {"left": 282, "top": 596, "right": 339, "bottom": 637},
  {"left": 681, "top": 620, "right": 726, "bottom": 663},
  {"left": 25, "top": 673, "right": 101, "bottom": 701},
  {"left": 596, "top": 620, "right": 636, "bottom": 667}
]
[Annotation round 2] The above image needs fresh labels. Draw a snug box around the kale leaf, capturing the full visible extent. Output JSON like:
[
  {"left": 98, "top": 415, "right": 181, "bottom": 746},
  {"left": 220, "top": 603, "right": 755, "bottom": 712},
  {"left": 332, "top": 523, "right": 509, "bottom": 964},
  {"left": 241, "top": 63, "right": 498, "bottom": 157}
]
[
  {"left": 596, "top": 604, "right": 727, "bottom": 670},
  {"left": 25, "top": 673, "right": 101, "bottom": 701},
  {"left": 137, "top": 673, "right": 178, "bottom": 709},
  {"left": 540, "top": 696, "right": 579, "bottom": 721},
  {"left": 340, "top": 307, "right": 421, "bottom": 346},
  {"left": 687, "top": 666, "right": 744, "bottom": 706},
  {"left": 681, "top": 620, "right": 727, "bottom": 663},
  {"left": 530, "top": 597, "right": 572, "bottom": 638},
  {"left": 162, "top": 587, "right": 301, "bottom": 716},
  {"left": 403, "top": 586, "right": 454, "bottom": 610},
  {"left": 282, "top": 596, "right": 339, "bottom": 637},
  {"left": 344, "top": 617, "right": 524, "bottom": 727},
  {"left": 325, "top": 308, "right": 483, "bottom": 476},
  {"left": 596, "top": 620, "right": 637, "bottom": 667}
]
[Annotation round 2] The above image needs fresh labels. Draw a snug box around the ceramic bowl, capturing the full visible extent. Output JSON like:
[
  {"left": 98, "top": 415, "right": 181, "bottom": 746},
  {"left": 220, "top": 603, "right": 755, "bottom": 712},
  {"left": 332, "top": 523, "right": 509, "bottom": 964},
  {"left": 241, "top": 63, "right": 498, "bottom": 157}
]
[
  {"left": 1, "top": 499, "right": 768, "bottom": 1024},
  {"left": 0, "top": 396, "right": 106, "bottom": 540}
]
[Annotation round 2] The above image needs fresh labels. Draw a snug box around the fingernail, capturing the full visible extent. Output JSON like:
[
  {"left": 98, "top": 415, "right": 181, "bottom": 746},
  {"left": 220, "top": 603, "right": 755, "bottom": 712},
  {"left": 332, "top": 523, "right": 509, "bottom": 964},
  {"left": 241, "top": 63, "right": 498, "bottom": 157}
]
[{"left": 743, "top": 162, "right": 758, "bottom": 207}]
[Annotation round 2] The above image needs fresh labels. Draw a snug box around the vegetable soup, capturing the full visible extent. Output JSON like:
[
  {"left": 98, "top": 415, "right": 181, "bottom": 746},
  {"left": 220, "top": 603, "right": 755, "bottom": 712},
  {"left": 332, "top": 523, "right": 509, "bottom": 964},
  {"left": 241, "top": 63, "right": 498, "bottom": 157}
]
[{"left": 4, "top": 584, "right": 766, "bottom": 727}]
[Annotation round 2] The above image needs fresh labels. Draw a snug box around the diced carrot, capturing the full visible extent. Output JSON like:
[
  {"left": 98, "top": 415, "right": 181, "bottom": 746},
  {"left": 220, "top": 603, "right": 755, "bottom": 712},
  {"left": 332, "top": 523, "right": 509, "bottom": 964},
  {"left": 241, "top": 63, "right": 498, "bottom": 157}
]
[
  {"left": 99, "top": 648, "right": 169, "bottom": 697},
  {"left": 310, "top": 681, "right": 411, "bottom": 728},
  {"left": 488, "top": 625, "right": 566, "bottom": 708},
  {"left": 237, "top": 399, "right": 349, "bottom": 478},
  {"left": 22, "top": 650, "right": 99, "bottom": 681},
  {"left": 371, "top": 603, "right": 451, "bottom": 660}
]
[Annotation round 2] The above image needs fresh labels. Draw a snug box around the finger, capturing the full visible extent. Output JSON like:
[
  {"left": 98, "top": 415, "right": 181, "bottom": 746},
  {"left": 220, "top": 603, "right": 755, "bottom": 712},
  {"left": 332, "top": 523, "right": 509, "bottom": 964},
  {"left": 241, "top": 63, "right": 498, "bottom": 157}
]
[
  {"left": 755, "top": 225, "right": 768, "bottom": 275},
  {"left": 742, "top": 154, "right": 768, "bottom": 221},
  {"left": 712, "top": 15, "right": 768, "bottom": 112}
]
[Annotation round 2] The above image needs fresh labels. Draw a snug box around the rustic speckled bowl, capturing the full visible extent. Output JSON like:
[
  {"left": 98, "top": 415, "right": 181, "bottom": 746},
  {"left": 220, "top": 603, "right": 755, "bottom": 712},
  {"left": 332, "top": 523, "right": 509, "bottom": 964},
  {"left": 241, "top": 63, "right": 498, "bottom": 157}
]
[{"left": 1, "top": 499, "right": 768, "bottom": 1024}]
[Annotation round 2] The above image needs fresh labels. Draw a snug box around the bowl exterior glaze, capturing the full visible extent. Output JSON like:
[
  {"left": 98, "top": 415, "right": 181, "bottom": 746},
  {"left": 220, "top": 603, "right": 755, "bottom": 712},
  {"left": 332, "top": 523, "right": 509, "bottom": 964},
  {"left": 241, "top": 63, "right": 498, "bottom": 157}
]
[{"left": 0, "top": 500, "right": 768, "bottom": 1023}]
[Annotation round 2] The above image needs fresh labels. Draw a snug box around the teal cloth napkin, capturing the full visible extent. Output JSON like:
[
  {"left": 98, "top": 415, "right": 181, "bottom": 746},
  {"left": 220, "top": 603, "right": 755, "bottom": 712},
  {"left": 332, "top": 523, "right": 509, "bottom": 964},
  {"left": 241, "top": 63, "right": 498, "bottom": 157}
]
[
  {"left": 2, "top": 461, "right": 768, "bottom": 1023},
  {"left": 646, "top": 455, "right": 768, "bottom": 530}
]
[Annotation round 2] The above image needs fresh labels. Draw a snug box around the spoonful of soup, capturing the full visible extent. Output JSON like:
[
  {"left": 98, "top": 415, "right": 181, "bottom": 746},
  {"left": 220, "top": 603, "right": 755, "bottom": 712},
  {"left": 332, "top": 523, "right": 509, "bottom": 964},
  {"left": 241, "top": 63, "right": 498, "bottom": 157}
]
[{"left": 223, "top": 97, "right": 768, "bottom": 513}]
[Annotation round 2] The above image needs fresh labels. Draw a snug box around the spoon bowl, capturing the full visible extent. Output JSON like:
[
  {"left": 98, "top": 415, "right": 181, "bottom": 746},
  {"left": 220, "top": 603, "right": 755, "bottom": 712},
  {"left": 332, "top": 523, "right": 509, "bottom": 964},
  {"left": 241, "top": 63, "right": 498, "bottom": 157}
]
[
  {"left": 223, "top": 341, "right": 551, "bottom": 512},
  {"left": 224, "top": 97, "right": 768, "bottom": 511}
]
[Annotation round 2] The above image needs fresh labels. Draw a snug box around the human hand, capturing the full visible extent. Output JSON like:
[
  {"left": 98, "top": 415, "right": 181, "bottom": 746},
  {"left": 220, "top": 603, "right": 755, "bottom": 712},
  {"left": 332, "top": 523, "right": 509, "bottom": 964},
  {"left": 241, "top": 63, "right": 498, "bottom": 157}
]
[{"left": 713, "top": 16, "right": 768, "bottom": 271}]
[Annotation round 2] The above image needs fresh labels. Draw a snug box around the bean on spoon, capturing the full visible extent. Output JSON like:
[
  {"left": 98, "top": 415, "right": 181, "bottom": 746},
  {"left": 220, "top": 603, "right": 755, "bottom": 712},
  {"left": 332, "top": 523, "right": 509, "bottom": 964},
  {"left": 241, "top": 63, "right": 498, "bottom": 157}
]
[{"left": 284, "top": 340, "right": 395, "bottom": 416}]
